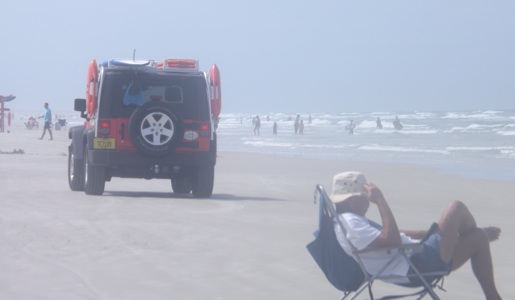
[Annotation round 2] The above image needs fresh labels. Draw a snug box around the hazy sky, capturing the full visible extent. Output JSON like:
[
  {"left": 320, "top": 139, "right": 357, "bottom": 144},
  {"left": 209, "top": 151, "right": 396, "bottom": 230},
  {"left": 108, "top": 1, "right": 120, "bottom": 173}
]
[{"left": 1, "top": 0, "right": 514, "bottom": 114}]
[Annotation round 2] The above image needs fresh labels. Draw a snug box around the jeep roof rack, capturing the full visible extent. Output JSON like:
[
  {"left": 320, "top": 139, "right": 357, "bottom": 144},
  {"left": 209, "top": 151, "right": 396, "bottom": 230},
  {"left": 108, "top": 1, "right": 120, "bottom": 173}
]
[
  {"left": 102, "top": 58, "right": 200, "bottom": 73},
  {"left": 157, "top": 59, "right": 199, "bottom": 72}
]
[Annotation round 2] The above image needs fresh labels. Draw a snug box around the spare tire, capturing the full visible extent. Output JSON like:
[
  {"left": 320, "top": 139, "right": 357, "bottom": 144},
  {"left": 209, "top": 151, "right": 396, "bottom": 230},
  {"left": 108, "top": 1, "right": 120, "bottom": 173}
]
[{"left": 129, "top": 101, "right": 182, "bottom": 156}]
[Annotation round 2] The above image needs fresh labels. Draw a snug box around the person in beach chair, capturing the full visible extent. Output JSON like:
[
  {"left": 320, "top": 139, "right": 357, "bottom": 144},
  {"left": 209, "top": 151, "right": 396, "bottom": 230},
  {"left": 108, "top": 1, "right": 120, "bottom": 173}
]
[
  {"left": 25, "top": 116, "right": 38, "bottom": 130},
  {"left": 308, "top": 172, "right": 502, "bottom": 300}
]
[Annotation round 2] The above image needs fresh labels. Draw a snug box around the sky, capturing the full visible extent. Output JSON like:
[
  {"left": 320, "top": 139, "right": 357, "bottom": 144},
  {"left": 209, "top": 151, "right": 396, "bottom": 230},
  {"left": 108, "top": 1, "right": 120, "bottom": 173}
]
[{"left": 1, "top": 0, "right": 514, "bottom": 115}]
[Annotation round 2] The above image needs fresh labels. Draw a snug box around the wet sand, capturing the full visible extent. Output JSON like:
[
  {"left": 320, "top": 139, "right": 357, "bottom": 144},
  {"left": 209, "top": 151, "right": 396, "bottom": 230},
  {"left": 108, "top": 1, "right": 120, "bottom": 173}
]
[{"left": 1, "top": 123, "right": 513, "bottom": 299}]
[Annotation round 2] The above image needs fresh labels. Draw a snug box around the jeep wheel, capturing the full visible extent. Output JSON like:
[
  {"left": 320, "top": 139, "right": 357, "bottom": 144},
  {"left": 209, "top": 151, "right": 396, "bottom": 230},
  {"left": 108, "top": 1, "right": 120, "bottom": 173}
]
[
  {"left": 192, "top": 166, "right": 214, "bottom": 198},
  {"left": 129, "top": 101, "right": 182, "bottom": 157},
  {"left": 83, "top": 146, "right": 106, "bottom": 195},
  {"left": 171, "top": 177, "right": 192, "bottom": 194},
  {"left": 68, "top": 145, "right": 84, "bottom": 191}
]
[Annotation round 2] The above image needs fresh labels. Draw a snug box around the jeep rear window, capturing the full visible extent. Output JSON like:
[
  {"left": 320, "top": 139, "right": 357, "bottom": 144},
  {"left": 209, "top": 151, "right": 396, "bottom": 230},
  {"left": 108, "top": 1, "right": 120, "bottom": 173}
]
[{"left": 98, "top": 71, "right": 210, "bottom": 120}]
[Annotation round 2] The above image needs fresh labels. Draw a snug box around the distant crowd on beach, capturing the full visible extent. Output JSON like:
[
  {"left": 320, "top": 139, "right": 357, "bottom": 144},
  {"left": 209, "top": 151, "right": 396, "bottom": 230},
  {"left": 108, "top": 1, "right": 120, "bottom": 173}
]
[
  {"left": 249, "top": 114, "right": 312, "bottom": 136},
  {"left": 245, "top": 114, "right": 403, "bottom": 136}
]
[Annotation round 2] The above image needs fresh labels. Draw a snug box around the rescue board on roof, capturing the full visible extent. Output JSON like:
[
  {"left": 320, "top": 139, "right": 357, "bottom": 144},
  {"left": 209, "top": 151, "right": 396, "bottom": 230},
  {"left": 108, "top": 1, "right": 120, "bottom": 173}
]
[{"left": 108, "top": 59, "right": 152, "bottom": 67}]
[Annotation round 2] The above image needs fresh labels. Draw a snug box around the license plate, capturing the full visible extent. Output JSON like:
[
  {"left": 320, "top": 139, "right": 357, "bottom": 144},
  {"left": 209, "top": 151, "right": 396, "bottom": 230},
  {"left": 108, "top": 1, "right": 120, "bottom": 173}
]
[{"left": 93, "top": 138, "right": 115, "bottom": 149}]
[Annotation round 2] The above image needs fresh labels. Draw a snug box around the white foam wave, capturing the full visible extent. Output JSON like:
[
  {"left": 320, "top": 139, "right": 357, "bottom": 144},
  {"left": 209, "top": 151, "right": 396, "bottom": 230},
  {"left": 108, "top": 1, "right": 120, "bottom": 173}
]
[
  {"left": 442, "top": 111, "right": 503, "bottom": 120},
  {"left": 446, "top": 146, "right": 515, "bottom": 154},
  {"left": 497, "top": 131, "right": 515, "bottom": 136},
  {"left": 359, "top": 144, "right": 448, "bottom": 154},
  {"left": 243, "top": 140, "right": 352, "bottom": 149}
]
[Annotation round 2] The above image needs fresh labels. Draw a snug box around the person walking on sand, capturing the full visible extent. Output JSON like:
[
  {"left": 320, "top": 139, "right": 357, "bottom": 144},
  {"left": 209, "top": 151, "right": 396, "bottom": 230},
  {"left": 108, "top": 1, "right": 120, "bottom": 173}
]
[
  {"left": 331, "top": 171, "right": 502, "bottom": 300},
  {"left": 38, "top": 102, "right": 53, "bottom": 140}
]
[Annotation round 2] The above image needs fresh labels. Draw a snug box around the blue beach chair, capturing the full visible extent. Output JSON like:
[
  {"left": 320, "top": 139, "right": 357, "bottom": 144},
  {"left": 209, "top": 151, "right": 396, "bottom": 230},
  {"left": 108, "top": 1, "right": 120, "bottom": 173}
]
[{"left": 307, "top": 184, "right": 449, "bottom": 300}]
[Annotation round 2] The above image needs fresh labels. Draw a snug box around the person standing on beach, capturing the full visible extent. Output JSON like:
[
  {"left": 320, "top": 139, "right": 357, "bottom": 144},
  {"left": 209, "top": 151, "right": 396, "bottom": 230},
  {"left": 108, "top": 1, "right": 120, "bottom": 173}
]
[
  {"left": 393, "top": 116, "right": 403, "bottom": 130},
  {"left": 254, "top": 115, "right": 261, "bottom": 136},
  {"left": 376, "top": 117, "right": 383, "bottom": 129},
  {"left": 294, "top": 114, "right": 301, "bottom": 135},
  {"left": 38, "top": 102, "right": 53, "bottom": 140},
  {"left": 273, "top": 122, "right": 278, "bottom": 135},
  {"left": 299, "top": 120, "right": 304, "bottom": 135},
  {"left": 347, "top": 120, "right": 355, "bottom": 135}
]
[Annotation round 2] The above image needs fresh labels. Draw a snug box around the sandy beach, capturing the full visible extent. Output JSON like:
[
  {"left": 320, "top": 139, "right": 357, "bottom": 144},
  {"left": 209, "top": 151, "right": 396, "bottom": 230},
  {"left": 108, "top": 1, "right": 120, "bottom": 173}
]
[{"left": 1, "top": 123, "right": 513, "bottom": 299}]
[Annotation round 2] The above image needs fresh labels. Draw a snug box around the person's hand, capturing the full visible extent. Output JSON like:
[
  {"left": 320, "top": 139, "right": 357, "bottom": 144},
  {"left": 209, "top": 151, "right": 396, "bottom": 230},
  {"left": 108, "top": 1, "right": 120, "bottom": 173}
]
[{"left": 363, "top": 182, "right": 385, "bottom": 204}]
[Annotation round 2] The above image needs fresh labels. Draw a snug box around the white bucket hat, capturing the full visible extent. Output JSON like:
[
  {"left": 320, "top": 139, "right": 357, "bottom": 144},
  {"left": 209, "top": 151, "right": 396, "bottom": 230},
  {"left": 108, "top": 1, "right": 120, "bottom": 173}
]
[{"left": 330, "top": 171, "right": 367, "bottom": 203}]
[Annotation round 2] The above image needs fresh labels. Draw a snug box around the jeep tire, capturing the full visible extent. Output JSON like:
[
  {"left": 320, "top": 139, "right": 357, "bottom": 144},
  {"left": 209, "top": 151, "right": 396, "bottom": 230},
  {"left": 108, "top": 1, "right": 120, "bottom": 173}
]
[
  {"left": 171, "top": 177, "right": 192, "bottom": 194},
  {"left": 192, "top": 165, "right": 214, "bottom": 198},
  {"left": 129, "top": 101, "right": 182, "bottom": 157},
  {"left": 83, "top": 146, "right": 106, "bottom": 195},
  {"left": 68, "top": 145, "right": 85, "bottom": 191}
]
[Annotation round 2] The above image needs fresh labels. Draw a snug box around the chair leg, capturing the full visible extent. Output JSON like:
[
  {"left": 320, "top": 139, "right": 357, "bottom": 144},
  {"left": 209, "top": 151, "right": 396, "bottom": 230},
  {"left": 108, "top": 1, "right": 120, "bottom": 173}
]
[{"left": 402, "top": 253, "right": 440, "bottom": 300}]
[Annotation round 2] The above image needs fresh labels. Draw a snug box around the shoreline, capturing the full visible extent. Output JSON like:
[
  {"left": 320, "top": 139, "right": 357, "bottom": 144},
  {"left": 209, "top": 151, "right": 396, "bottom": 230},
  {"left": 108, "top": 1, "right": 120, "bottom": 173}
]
[{"left": 220, "top": 149, "right": 515, "bottom": 183}]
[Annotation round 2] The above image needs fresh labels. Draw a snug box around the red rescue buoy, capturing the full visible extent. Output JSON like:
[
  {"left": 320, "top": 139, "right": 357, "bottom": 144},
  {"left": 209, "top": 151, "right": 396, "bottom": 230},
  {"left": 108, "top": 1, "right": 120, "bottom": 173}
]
[
  {"left": 209, "top": 64, "right": 221, "bottom": 120},
  {"left": 86, "top": 60, "right": 98, "bottom": 116}
]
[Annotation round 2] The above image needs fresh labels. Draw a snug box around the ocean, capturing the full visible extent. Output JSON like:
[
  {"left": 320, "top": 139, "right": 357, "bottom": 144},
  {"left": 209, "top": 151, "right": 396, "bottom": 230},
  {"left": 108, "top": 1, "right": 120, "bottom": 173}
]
[
  {"left": 217, "top": 110, "right": 515, "bottom": 181},
  {"left": 9, "top": 109, "right": 515, "bottom": 181}
]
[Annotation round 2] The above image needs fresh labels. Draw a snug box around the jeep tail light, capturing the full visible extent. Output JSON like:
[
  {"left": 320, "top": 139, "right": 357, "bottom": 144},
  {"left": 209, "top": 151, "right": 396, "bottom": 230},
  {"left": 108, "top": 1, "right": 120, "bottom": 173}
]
[
  {"left": 200, "top": 123, "right": 210, "bottom": 137},
  {"left": 98, "top": 120, "right": 110, "bottom": 137}
]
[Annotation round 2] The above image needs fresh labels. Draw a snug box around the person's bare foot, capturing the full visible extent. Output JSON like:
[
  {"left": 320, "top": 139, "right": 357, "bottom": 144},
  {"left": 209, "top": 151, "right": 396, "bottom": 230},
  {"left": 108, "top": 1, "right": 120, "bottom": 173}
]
[{"left": 483, "top": 227, "right": 501, "bottom": 242}]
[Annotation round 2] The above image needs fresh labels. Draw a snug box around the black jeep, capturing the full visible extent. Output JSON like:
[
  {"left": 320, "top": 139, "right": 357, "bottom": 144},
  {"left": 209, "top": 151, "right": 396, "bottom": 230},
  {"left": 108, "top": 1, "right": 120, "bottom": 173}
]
[{"left": 68, "top": 59, "right": 221, "bottom": 197}]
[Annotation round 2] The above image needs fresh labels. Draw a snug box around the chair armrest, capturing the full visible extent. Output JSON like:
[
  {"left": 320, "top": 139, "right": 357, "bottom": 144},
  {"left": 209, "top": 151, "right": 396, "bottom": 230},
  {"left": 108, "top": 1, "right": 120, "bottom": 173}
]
[
  {"left": 355, "top": 222, "right": 439, "bottom": 255},
  {"left": 356, "top": 243, "right": 422, "bottom": 255}
]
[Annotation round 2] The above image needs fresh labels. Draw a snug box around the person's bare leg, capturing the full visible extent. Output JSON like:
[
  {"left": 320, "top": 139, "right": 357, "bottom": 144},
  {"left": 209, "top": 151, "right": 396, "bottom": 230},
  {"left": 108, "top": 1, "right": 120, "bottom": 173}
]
[
  {"left": 437, "top": 200, "right": 477, "bottom": 262},
  {"left": 437, "top": 200, "right": 502, "bottom": 300},
  {"left": 451, "top": 227, "right": 501, "bottom": 300}
]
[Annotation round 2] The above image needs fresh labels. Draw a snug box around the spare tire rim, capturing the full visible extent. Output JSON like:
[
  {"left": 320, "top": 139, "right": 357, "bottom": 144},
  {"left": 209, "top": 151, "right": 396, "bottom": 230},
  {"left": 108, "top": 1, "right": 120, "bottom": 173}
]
[{"left": 140, "top": 112, "right": 175, "bottom": 146}]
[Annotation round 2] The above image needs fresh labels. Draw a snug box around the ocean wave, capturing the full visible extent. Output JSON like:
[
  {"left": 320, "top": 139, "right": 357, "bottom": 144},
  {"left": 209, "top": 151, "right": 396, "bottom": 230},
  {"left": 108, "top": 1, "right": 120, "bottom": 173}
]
[
  {"left": 242, "top": 139, "right": 352, "bottom": 149},
  {"left": 497, "top": 131, "right": 515, "bottom": 136},
  {"left": 359, "top": 144, "right": 449, "bottom": 154},
  {"left": 399, "top": 129, "right": 440, "bottom": 134},
  {"left": 308, "top": 119, "right": 332, "bottom": 126},
  {"left": 445, "top": 123, "right": 505, "bottom": 133},
  {"left": 446, "top": 146, "right": 515, "bottom": 155},
  {"left": 441, "top": 111, "right": 503, "bottom": 120}
]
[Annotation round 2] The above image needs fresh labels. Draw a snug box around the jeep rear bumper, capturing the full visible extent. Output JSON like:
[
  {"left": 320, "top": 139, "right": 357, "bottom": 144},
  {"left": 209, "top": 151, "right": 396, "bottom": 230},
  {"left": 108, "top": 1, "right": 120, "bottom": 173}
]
[{"left": 87, "top": 150, "right": 215, "bottom": 179}]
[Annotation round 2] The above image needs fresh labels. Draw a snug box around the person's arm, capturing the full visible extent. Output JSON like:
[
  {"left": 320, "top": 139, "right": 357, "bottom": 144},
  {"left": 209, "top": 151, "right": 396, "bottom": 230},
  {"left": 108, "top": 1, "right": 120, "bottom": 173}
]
[{"left": 365, "top": 183, "right": 402, "bottom": 247}]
